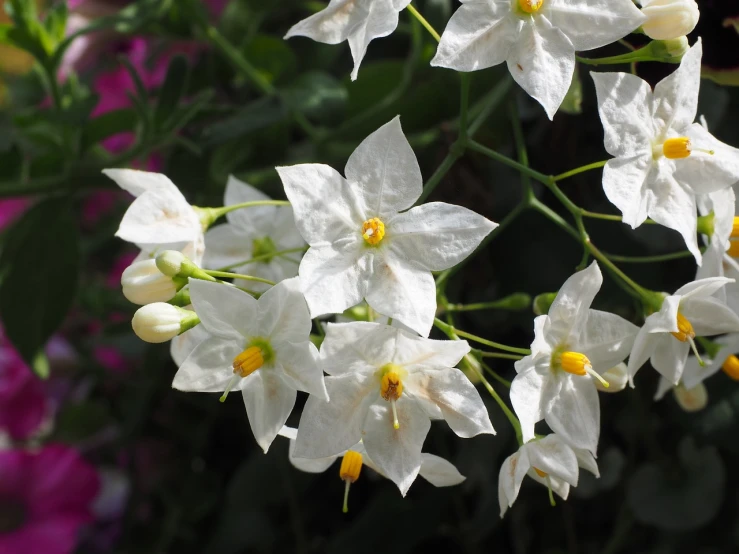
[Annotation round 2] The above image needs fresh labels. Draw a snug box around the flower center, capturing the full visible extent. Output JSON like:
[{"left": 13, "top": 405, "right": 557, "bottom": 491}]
[
  {"left": 0, "top": 498, "right": 27, "bottom": 534},
  {"left": 221, "top": 339, "right": 274, "bottom": 402},
  {"left": 533, "top": 467, "right": 548, "bottom": 478},
  {"left": 252, "top": 236, "right": 278, "bottom": 263},
  {"left": 377, "top": 363, "right": 406, "bottom": 430},
  {"left": 361, "top": 217, "right": 385, "bottom": 246},
  {"left": 671, "top": 312, "right": 695, "bottom": 342},
  {"left": 555, "top": 350, "right": 610, "bottom": 388},
  {"left": 518, "top": 0, "right": 544, "bottom": 13},
  {"left": 339, "top": 450, "right": 363, "bottom": 513},
  {"left": 722, "top": 355, "right": 739, "bottom": 380}
]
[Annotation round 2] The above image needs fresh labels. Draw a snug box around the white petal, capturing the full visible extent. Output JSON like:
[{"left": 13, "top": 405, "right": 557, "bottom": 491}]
[
  {"left": 676, "top": 123, "right": 739, "bottom": 194},
  {"left": 652, "top": 39, "right": 701, "bottom": 134},
  {"left": 407, "top": 367, "right": 494, "bottom": 438},
  {"left": 510, "top": 364, "right": 546, "bottom": 443},
  {"left": 102, "top": 168, "right": 175, "bottom": 197},
  {"left": 573, "top": 447, "right": 600, "bottom": 477},
  {"left": 284, "top": 0, "right": 369, "bottom": 44},
  {"left": 222, "top": 175, "right": 273, "bottom": 230},
  {"left": 388, "top": 202, "right": 497, "bottom": 271},
  {"left": 172, "top": 337, "right": 242, "bottom": 392},
  {"left": 362, "top": 400, "right": 431, "bottom": 496},
  {"left": 498, "top": 449, "right": 531, "bottom": 517},
  {"left": 275, "top": 341, "right": 329, "bottom": 401},
  {"left": 277, "top": 164, "right": 364, "bottom": 244},
  {"left": 288, "top": 437, "right": 338, "bottom": 473},
  {"left": 528, "top": 471, "right": 570, "bottom": 500},
  {"left": 546, "top": 0, "right": 645, "bottom": 51},
  {"left": 591, "top": 71, "right": 654, "bottom": 158},
  {"left": 506, "top": 20, "right": 575, "bottom": 120},
  {"left": 577, "top": 310, "right": 639, "bottom": 371},
  {"left": 682, "top": 297, "right": 739, "bottom": 336},
  {"left": 654, "top": 376, "right": 673, "bottom": 400},
  {"left": 627, "top": 325, "right": 658, "bottom": 383},
  {"left": 202, "top": 224, "right": 251, "bottom": 271},
  {"left": 319, "top": 321, "right": 396, "bottom": 376},
  {"left": 242, "top": 371, "right": 297, "bottom": 453},
  {"left": 646, "top": 295, "right": 681, "bottom": 333},
  {"left": 526, "top": 435, "right": 579, "bottom": 486},
  {"left": 431, "top": 2, "right": 518, "bottom": 71},
  {"left": 293, "top": 373, "right": 377, "bottom": 458},
  {"left": 548, "top": 261, "right": 602, "bottom": 342},
  {"left": 188, "top": 279, "right": 257, "bottom": 340},
  {"left": 545, "top": 374, "right": 600, "bottom": 454},
  {"left": 650, "top": 333, "right": 689, "bottom": 384},
  {"left": 675, "top": 276, "right": 734, "bottom": 299},
  {"left": 170, "top": 323, "right": 212, "bottom": 367},
  {"left": 345, "top": 117, "right": 421, "bottom": 216},
  {"left": 418, "top": 454, "right": 466, "bottom": 487},
  {"left": 393, "top": 331, "right": 470, "bottom": 371},
  {"left": 258, "top": 277, "right": 312, "bottom": 343},
  {"left": 299, "top": 242, "right": 370, "bottom": 318},
  {"left": 365, "top": 253, "right": 436, "bottom": 337},
  {"left": 347, "top": 0, "right": 403, "bottom": 80},
  {"left": 602, "top": 156, "right": 653, "bottom": 227}
]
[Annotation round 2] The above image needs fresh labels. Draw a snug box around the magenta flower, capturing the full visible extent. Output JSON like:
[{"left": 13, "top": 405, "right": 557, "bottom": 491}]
[
  {"left": 0, "top": 346, "right": 47, "bottom": 441},
  {"left": 0, "top": 445, "right": 100, "bottom": 554},
  {"left": 0, "top": 199, "right": 29, "bottom": 232}
]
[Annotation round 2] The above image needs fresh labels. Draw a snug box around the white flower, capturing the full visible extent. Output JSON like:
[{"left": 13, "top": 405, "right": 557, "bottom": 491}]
[
  {"left": 591, "top": 40, "right": 739, "bottom": 263},
  {"left": 103, "top": 169, "right": 205, "bottom": 264},
  {"left": 640, "top": 0, "right": 699, "bottom": 41},
  {"left": 284, "top": 0, "right": 411, "bottom": 81},
  {"left": 431, "top": 0, "right": 645, "bottom": 119},
  {"left": 172, "top": 277, "right": 328, "bottom": 453},
  {"left": 132, "top": 303, "right": 198, "bottom": 344},
  {"left": 121, "top": 259, "right": 178, "bottom": 305},
  {"left": 498, "top": 434, "right": 599, "bottom": 517},
  {"left": 510, "top": 262, "right": 638, "bottom": 453},
  {"left": 293, "top": 321, "right": 493, "bottom": 495},
  {"left": 277, "top": 117, "right": 496, "bottom": 336},
  {"left": 594, "top": 363, "right": 629, "bottom": 393},
  {"left": 171, "top": 324, "right": 212, "bottom": 367},
  {"left": 628, "top": 278, "right": 739, "bottom": 386},
  {"left": 202, "top": 176, "right": 305, "bottom": 292}
]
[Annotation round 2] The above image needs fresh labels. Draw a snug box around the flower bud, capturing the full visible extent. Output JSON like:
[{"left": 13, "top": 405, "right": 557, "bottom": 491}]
[
  {"left": 533, "top": 292, "right": 557, "bottom": 316},
  {"left": 132, "top": 303, "right": 199, "bottom": 343},
  {"left": 121, "top": 259, "right": 177, "bottom": 305},
  {"left": 641, "top": 0, "right": 699, "bottom": 41},
  {"left": 673, "top": 382, "right": 707, "bottom": 412},
  {"left": 646, "top": 36, "right": 690, "bottom": 63},
  {"left": 155, "top": 250, "right": 187, "bottom": 277},
  {"left": 595, "top": 363, "right": 628, "bottom": 393}
]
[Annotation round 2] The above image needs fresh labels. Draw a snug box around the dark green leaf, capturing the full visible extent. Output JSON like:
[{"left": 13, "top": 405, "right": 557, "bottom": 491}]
[
  {"left": 200, "top": 96, "right": 285, "bottom": 147},
  {"left": 155, "top": 55, "right": 190, "bottom": 130},
  {"left": 81, "top": 108, "right": 138, "bottom": 152},
  {"left": 242, "top": 35, "right": 297, "bottom": 86},
  {"left": 282, "top": 71, "right": 347, "bottom": 124}
]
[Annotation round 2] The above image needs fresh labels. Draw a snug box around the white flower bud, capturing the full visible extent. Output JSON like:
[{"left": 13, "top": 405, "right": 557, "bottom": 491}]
[
  {"left": 673, "top": 382, "right": 708, "bottom": 412},
  {"left": 595, "top": 363, "right": 629, "bottom": 393},
  {"left": 156, "top": 250, "right": 187, "bottom": 277},
  {"left": 641, "top": 0, "right": 699, "bottom": 41},
  {"left": 121, "top": 259, "right": 177, "bottom": 305},
  {"left": 132, "top": 303, "right": 197, "bottom": 343}
]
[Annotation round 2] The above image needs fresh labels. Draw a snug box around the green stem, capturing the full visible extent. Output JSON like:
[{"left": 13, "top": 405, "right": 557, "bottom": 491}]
[
  {"left": 552, "top": 160, "right": 608, "bottom": 182},
  {"left": 471, "top": 349, "right": 523, "bottom": 361},
  {"left": 203, "top": 271, "right": 276, "bottom": 285},
  {"left": 205, "top": 200, "right": 291, "bottom": 222},
  {"left": 467, "top": 77, "right": 513, "bottom": 137},
  {"left": 417, "top": 146, "right": 463, "bottom": 204},
  {"left": 467, "top": 140, "right": 551, "bottom": 185},
  {"left": 433, "top": 318, "right": 531, "bottom": 355},
  {"left": 444, "top": 296, "right": 529, "bottom": 312},
  {"left": 217, "top": 247, "right": 307, "bottom": 271},
  {"left": 459, "top": 73, "right": 471, "bottom": 140},
  {"left": 478, "top": 358, "right": 513, "bottom": 387},
  {"left": 406, "top": 4, "right": 441, "bottom": 42},
  {"left": 603, "top": 250, "right": 696, "bottom": 263}
]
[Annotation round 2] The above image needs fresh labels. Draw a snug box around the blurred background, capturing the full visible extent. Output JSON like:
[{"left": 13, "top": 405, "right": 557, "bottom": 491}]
[{"left": 2, "top": 1, "right": 739, "bottom": 553}]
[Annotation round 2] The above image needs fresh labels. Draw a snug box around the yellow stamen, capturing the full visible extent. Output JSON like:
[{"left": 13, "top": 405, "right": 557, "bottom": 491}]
[
  {"left": 728, "top": 240, "right": 739, "bottom": 258},
  {"left": 721, "top": 354, "right": 739, "bottom": 380},
  {"left": 560, "top": 351, "right": 610, "bottom": 388},
  {"left": 339, "top": 450, "right": 363, "bottom": 513},
  {"left": 380, "top": 371, "right": 403, "bottom": 401},
  {"left": 662, "top": 137, "right": 692, "bottom": 159},
  {"left": 533, "top": 467, "right": 548, "bottom": 478},
  {"left": 221, "top": 346, "right": 264, "bottom": 402},
  {"left": 361, "top": 217, "right": 385, "bottom": 246},
  {"left": 671, "top": 312, "right": 695, "bottom": 342},
  {"left": 731, "top": 217, "right": 739, "bottom": 238},
  {"left": 518, "top": 0, "right": 543, "bottom": 13}
]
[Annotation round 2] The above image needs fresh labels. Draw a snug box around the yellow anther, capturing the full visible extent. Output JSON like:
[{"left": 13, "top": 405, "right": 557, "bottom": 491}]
[
  {"left": 533, "top": 467, "right": 548, "bottom": 478},
  {"left": 663, "top": 137, "right": 691, "bottom": 159},
  {"left": 339, "top": 450, "right": 363, "bottom": 513},
  {"left": 671, "top": 312, "right": 695, "bottom": 342},
  {"left": 728, "top": 241, "right": 739, "bottom": 258},
  {"left": 518, "top": 0, "right": 543, "bottom": 13},
  {"left": 731, "top": 217, "right": 739, "bottom": 239},
  {"left": 380, "top": 371, "right": 403, "bottom": 401},
  {"left": 361, "top": 217, "right": 385, "bottom": 246},
  {"left": 721, "top": 354, "right": 739, "bottom": 380},
  {"left": 558, "top": 351, "right": 610, "bottom": 388},
  {"left": 232, "top": 346, "right": 264, "bottom": 377}
]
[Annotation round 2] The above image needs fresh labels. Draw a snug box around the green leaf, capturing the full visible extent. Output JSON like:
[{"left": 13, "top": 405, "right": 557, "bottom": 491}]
[
  {"left": 43, "top": 0, "right": 68, "bottom": 45},
  {"left": 154, "top": 54, "right": 190, "bottom": 130},
  {"left": 282, "top": 71, "right": 347, "bottom": 124},
  {"left": 81, "top": 108, "right": 138, "bottom": 152},
  {"left": 242, "top": 35, "right": 297, "bottom": 86},
  {"left": 54, "top": 401, "right": 112, "bottom": 442},
  {"left": 0, "top": 198, "right": 80, "bottom": 378},
  {"left": 201, "top": 96, "right": 286, "bottom": 147}
]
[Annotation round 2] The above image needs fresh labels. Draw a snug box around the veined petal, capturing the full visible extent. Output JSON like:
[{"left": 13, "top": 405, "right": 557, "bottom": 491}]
[
  {"left": 407, "top": 367, "right": 495, "bottom": 438},
  {"left": 275, "top": 341, "right": 329, "bottom": 401},
  {"left": 388, "top": 202, "right": 497, "bottom": 271},
  {"left": 545, "top": 373, "right": 600, "bottom": 454},
  {"left": 650, "top": 333, "right": 689, "bottom": 384},
  {"left": 393, "top": 331, "right": 470, "bottom": 371},
  {"left": 419, "top": 454, "right": 466, "bottom": 487},
  {"left": 363, "top": 400, "right": 431, "bottom": 496},
  {"left": 346, "top": 0, "right": 403, "bottom": 80},
  {"left": 510, "top": 364, "right": 546, "bottom": 443},
  {"left": 284, "top": 0, "right": 371, "bottom": 44},
  {"left": 188, "top": 279, "right": 258, "bottom": 340},
  {"left": 102, "top": 168, "right": 175, "bottom": 197},
  {"left": 117, "top": 186, "right": 200, "bottom": 246},
  {"left": 294, "top": 373, "right": 378, "bottom": 459},
  {"left": 202, "top": 224, "right": 252, "bottom": 271},
  {"left": 577, "top": 310, "right": 639, "bottom": 371},
  {"left": 277, "top": 164, "right": 364, "bottom": 244},
  {"left": 602, "top": 156, "right": 652, "bottom": 228},
  {"left": 676, "top": 123, "right": 739, "bottom": 194},
  {"left": 299, "top": 241, "right": 370, "bottom": 318},
  {"left": 526, "top": 435, "right": 579, "bottom": 486},
  {"left": 547, "top": 261, "right": 602, "bottom": 342},
  {"left": 431, "top": 1, "right": 518, "bottom": 71},
  {"left": 242, "top": 371, "right": 297, "bottom": 453},
  {"left": 365, "top": 253, "right": 436, "bottom": 337},
  {"left": 344, "top": 117, "right": 422, "bottom": 216},
  {"left": 258, "top": 277, "right": 312, "bottom": 343},
  {"left": 591, "top": 71, "right": 654, "bottom": 158},
  {"left": 682, "top": 297, "right": 739, "bottom": 336},
  {"left": 172, "top": 337, "right": 242, "bottom": 392},
  {"left": 546, "top": 0, "right": 645, "bottom": 51},
  {"left": 319, "top": 321, "right": 396, "bottom": 376},
  {"left": 652, "top": 39, "right": 701, "bottom": 136},
  {"left": 498, "top": 449, "right": 531, "bottom": 516},
  {"left": 506, "top": 20, "right": 575, "bottom": 120}
]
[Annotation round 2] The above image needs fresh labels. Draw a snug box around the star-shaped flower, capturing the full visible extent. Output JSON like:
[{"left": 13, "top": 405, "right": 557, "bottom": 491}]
[
  {"left": 202, "top": 176, "right": 305, "bottom": 292},
  {"left": 172, "top": 277, "right": 328, "bottom": 453},
  {"left": 510, "top": 262, "right": 639, "bottom": 453},
  {"left": 277, "top": 117, "right": 496, "bottom": 336},
  {"left": 104, "top": 169, "right": 205, "bottom": 264},
  {"left": 284, "top": 0, "right": 411, "bottom": 81},
  {"left": 293, "top": 321, "right": 493, "bottom": 495},
  {"left": 628, "top": 277, "right": 739, "bottom": 386},
  {"left": 498, "top": 434, "right": 599, "bottom": 517},
  {"left": 591, "top": 40, "right": 739, "bottom": 263},
  {"left": 431, "top": 0, "right": 645, "bottom": 119}
]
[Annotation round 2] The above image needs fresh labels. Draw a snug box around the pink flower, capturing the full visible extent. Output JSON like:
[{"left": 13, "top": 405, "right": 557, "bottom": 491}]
[
  {"left": 0, "top": 199, "right": 29, "bottom": 232},
  {"left": 0, "top": 347, "right": 47, "bottom": 441},
  {"left": 0, "top": 445, "right": 100, "bottom": 554},
  {"left": 92, "top": 347, "right": 128, "bottom": 373}
]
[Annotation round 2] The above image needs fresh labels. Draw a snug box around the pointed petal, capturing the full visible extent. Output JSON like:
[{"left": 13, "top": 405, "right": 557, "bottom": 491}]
[
  {"left": 498, "top": 449, "right": 531, "bottom": 516},
  {"left": 172, "top": 337, "right": 242, "bottom": 392},
  {"left": 602, "top": 156, "right": 652, "bottom": 227},
  {"left": 202, "top": 223, "right": 251, "bottom": 271},
  {"left": 654, "top": 376, "right": 673, "bottom": 400},
  {"left": 284, "top": 0, "right": 369, "bottom": 44},
  {"left": 652, "top": 39, "right": 701, "bottom": 134},
  {"left": 577, "top": 309, "right": 639, "bottom": 371},
  {"left": 287, "top": 438, "right": 338, "bottom": 474},
  {"left": 419, "top": 454, "right": 466, "bottom": 487},
  {"left": 188, "top": 279, "right": 257, "bottom": 340},
  {"left": 275, "top": 341, "right": 329, "bottom": 401},
  {"left": 650, "top": 333, "right": 689, "bottom": 385},
  {"left": 527, "top": 435, "right": 579, "bottom": 486},
  {"left": 319, "top": 321, "right": 396, "bottom": 376},
  {"left": 510, "top": 365, "right": 546, "bottom": 443},
  {"left": 546, "top": 374, "right": 600, "bottom": 454},
  {"left": 548, "top": 261, "right": 602, "bottom": 341},
  {"left": 627, "top": 325, "right": 658, "bottom": 383},
  {"left": 676, "top": 123, "right": 739, "bottom": 194},
  {"left": 102, "top": 168, "right": 174, "bottom": 197},
  {"left": 362, "top": 400, "right": 431, "bottom": 496},
  {"left": 258, "top": 277, "right": 312, "bottom": 343},
  {"left": 682, "top": 297, "right": 739, "bottom": 336},
  {"left": 573, "top": 447, "right": 600, "bottom": 477},
  {"left": 393, "top": 331, "right": 470, "bottom": 370},
  {"left": 675, "top": 276, "right": 734, "bottom": 299},
  {"left": 347, "top": 1, "right": 402, "bottom": 80},
  {"left": 242, "top": 371, "right": 297, "bottom": 453}
]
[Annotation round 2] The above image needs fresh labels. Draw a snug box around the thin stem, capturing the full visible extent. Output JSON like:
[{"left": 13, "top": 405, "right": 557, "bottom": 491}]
[
  {"left": 208, "top": 200, "right": 290, "bottom": 221},
  {"left": 204, "top": 270, "right": 276, "bottom": 286},
  {"left": 553, "top": 160, "right": 608, "bottom": 182},
  {"left": 468, "top": 77, "right": 513, "bottom": 137},
  {"left": 603, "top": 250, "right": 696, "bottom": 263},
  {"left": 433, "top": 318, "right": 531, "bottom": 355},
  {"left": 417, "top": 147, "right": 464, "bottom": 204},
  {"left": 478, "top": 358, "right": 513, "bottom": 387},
  {"left": 472, "top": 349, "right": 523, "bottom": 361},
  {"left": 217, "top": 247, "right": 307, "bottom": 271},
  {"left": 444, "top": 298, "right": 527, "bottom": 312},
  {"left": 467, "top": 140, "right": 551, "bottom": 185},
  {"left": 459, "top": 73, "right": 471, "bottom": 140},
  {"left": 406, "top": 4, "right": 441, "bottom": 42},
  {"left": 530, "top": 198, "right": 580, "bottom": 241}
]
